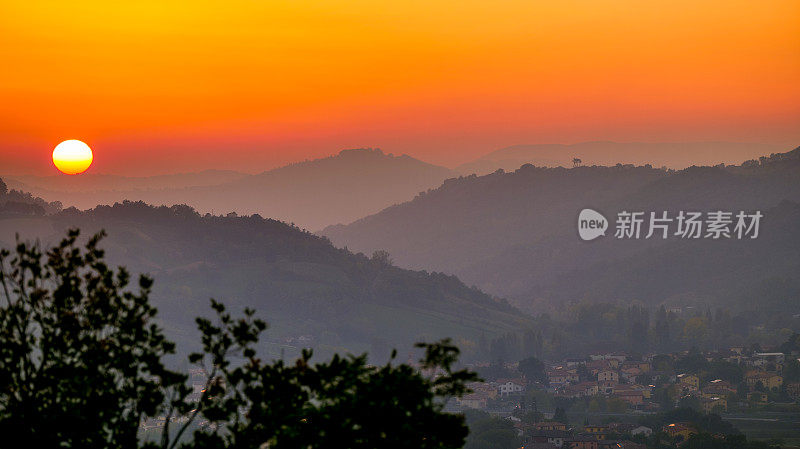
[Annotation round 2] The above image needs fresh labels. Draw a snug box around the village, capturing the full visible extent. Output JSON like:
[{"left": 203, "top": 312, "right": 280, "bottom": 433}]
[{"left": 452, "top": 342, "right": 800, "bottom": 448}]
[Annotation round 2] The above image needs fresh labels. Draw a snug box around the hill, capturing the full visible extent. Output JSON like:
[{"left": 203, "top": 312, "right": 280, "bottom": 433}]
[
  {"left": 323, "top": 146, "right": 800, "bottom": 316},
  {"left": 13, "top": 148, "right": 456, "bottom": 231},
  {"left": 0, "top": 178, "right": 63, "bottom": 216},
  {"left": 456, "top": 141, "right": 785, "bottom": 175},
  {"left": 0, "top": 199, "right": 525, "bottom": 361}
]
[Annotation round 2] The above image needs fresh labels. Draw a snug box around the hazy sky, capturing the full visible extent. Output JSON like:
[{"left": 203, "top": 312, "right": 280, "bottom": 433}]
[{"left": 2, "top": 0, "right": 799, "bottom": 175}]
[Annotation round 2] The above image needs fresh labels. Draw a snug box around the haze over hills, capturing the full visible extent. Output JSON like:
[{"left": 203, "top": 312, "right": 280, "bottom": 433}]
[
  {"left": 9, "top": 148, "right": 456, "bottom": 231},
  {"left": 0, "top": 197, "right": 526, "bottom": 361},
  {"left": 323, "top": 145, "right": 800, "bottom": 316},
  {"left": 456, "top": 141, "right": 786, "bottom": 175},
  {"left": 3, "top": 169, "right": 248, "bottom": 193}
]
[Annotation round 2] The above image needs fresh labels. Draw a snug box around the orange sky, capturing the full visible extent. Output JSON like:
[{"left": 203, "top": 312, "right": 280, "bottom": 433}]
[{"left": 1, "top": 0, "right": 799, "bottom": 175}]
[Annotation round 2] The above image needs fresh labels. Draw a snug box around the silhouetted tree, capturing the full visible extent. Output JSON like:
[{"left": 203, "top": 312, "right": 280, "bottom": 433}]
[
  {"left": 0, "top": 230, "right": 477, "bottom": 449},
  {"left": 371, "top": 249, "right": 394, "bottom": 267},
  {"left": 178, "top": 303, "right": 477, "bottom": 448},
  {"left": 518, "top": 357, "right": 546, "bottom": 384},
  {"left": 0, "top": 230, "right": 186, "bottom": 448}
]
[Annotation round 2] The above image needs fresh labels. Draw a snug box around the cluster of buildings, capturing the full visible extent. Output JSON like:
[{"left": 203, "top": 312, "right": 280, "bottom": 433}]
[
  {"left": 517, "top": 420, "right": 722, "bottom": 449},
  {"left": 457, "top": 378, "right": 526, "bottom": 409},
  {"left": 517, "top": 421, "right": 653, "bottom": 449},
  {"left": 547, "top": 355, "right": 654, "bottom": 409},
  {"left": 458, "top": 348, "right": 799, "bottom": 415}
]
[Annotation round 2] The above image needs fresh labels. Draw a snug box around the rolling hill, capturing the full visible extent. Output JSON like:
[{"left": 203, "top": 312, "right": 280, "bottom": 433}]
[
  {"left": 0, "top": 197, "right": 526, "bottom": 361},
  {"left": 323, "top": 146, "right": 800, "bottom": 315},
  {"left": 9, "top": 148, "right": 456, "bottom": 231},
  {"left": 456, "top": 141, "right": 785, "bottom": 175}
]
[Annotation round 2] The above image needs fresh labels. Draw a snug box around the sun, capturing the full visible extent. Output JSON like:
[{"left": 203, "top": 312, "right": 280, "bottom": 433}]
[{"left": 53, "top": 140, "right": 93, "bottom": 175}]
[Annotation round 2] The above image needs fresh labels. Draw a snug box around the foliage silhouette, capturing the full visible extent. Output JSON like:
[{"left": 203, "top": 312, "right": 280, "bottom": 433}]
[
  {"left": 0, "top": 229, "right": 477, "bottom": 448},
  {"left": 0, "top": 229, "right": 185, "bottom": 448}
]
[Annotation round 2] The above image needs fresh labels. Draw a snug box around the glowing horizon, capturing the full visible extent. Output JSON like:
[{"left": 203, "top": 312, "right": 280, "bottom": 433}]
[{"left": 1, "top": 0, "right": 798, "bottom": 175}]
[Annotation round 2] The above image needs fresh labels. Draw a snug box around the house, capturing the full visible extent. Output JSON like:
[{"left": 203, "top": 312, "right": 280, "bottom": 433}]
[
  {"left": 530, "top": 430, "right": 570, "bottom": 448},
  {"left": 677, "top": 373, "right": 699, "bottom": 391},
  {"left": 630, "top": 426, "right": 653, "bottom": 437},
  {"left": 562, "top": 381, "right": 599, "bottom": 398},
  {"left": 702, "top": 379, "right": 736, "bottom": 397},
  {"left": 616, "top": 441, "right": 646, "bottom": 449},
  {"left": 458, "top": 391, "right": 489, "bottom": 409},
  {"left": 598, "top": 381, "right": 616, "bottom": 395},
  {"left": 648, "top": 370, "right": 676, "bottom": 383},
  {"left": 581, "top": 382, "right": 599, "bottom": 396},
  {"left": 549, "top": 367, "right": 580, "bottom": 384},
  {"left": 589, "top": 354, "right": 624, "bottom": 367},
  {"left": 754, "top": 352, "right": 786, "bottom": 365},
  {"left": 621, "top": 361, "right": 651, "bottom": 373},
  {"left": 632, "top": 384, "right": 653, "bottom": 399},
  {"left": 566, "top": 358, "right": 586, "bottom": 367},
  {"left": 583, "top": 425, "right": 608, "bottom": 435},
  {"left": 607, "top": 422, "right": 637, "bottom": 434},
  {"left": 565, "top": 435, "right": 599, "bottom": 449},
  {"left": 599, "top": 442, "right": 645, "bottom": 449},
  {"left": 468, "top": 382, "right": 498, "bottom": 399},
  {"left": 724, "top": 353, "right": 744, "bottom": 364},
  {"left": 496, "top": 378, "right": 526, "bottom": 396},
  {"left": 662, "top": 422, "right": 696, "bottom": 440},
  {"left": 526, "top": 443, "right": 559, "bottom": 449},
  {"left": 620, "top": 367, "right": 642, "bottom": 383},
  {"left": 745, "top": 371, "right": 783, "bottom": 391},
  {"left": 606, "top": 353, "right": 628, "bottom": 363},
  {"left": 615, "top": 389, "right": 644, "bottom": 406},
  {"left": 598, "top": 370, "right": 619, "bottom": 382},
  {"left": 549, "top": 370, "right": 571, "bottom": 387},
  {"left": 701, "top": 396, "right": 727, "bottom": 413},
  {"left": 533, "top": 422, "right": 568, "bottom": 431},
  {"left": 586, "top": 360, "right": 613, "bottom": 374}
]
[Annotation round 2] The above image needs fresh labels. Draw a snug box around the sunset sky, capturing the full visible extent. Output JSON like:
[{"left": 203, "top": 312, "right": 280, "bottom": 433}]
[{"left": 1, "top": 0, "right": 799, "bottom": 175}]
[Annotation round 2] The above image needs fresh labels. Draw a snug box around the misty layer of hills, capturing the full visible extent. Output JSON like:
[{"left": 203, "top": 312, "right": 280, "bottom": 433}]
[
  {"left": 2, "top": 143, "right": 799, "bottom": 358},
  {"left": 323, "top": 146, "right": 800, "bottom": 315},
  {"left": 456, "top": 141, "right": 785, "bottom": 175},
  {"left": 0, "top": 198, "right": 525, "bottom": 361},
  {"left": 4, "top": 148, "right": 455, "bottom": 231},
  {"left": 7, "top": 141, "right": 778, "bottom": 233},
  {"left": 5, "top": 169, "right": 247, "bottom": 193}
]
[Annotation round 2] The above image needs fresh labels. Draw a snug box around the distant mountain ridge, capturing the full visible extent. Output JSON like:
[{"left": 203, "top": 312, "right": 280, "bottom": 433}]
[
  {"left": 457, "top": 141, "right": 785, "bottom": 175},
  {"left": 11, "top": 148, "right": 456, "bottom": 231},
  {"left": 3, "top": 169, "right": 247, "bottom": 193},
  {"left": 323, "top": 145, "right": 800, "bottom": 314}
]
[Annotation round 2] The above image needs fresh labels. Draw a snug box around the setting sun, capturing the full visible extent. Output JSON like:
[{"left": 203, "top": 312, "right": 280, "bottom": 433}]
[{"left": 52, "top": 140, "right": 93, "bottom": 175}]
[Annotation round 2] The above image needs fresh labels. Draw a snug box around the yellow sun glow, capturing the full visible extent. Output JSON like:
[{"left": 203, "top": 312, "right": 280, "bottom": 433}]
[{"left": 53, "top": 140, "right": 93, "bottom": 174}]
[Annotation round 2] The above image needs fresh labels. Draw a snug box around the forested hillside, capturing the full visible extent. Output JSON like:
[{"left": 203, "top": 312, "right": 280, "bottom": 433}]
[
  {"left": 456, "top": 141, "right": 783, "bottom": 175},
  {"left": 0, "top": 199, "right": 525, "bottom": 361},
  {"left": 323, "top": 146, "right": 800, "bottom": 317}
]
